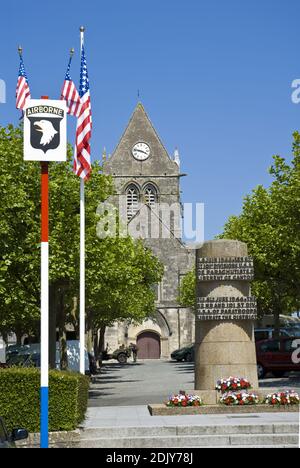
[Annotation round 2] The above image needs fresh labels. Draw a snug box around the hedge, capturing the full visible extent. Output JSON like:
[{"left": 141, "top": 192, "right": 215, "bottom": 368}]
[{"left": 0, "top": 368, "right": 90, "bottom": 433}]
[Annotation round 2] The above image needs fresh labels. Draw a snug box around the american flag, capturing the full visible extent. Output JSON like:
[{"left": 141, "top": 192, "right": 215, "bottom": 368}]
[
  {"left": 74, "top": 46, "right": 92, "bottom": 180},
  {"left": 16, "top": 55, "right": 31, "bottom": 110},
  {"left": 61, "top": 56, "right": 81, "bottom": 117}
]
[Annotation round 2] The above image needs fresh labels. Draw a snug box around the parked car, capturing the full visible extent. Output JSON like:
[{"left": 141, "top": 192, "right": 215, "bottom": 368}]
[
  {"left": 256, "top": 337, "right": 300, "bottom": 379},
  {"left": 254, "top": 328, "right": 298, "bottom": 342},
  {"left": 5, "top": 341, "right": 90, "bottom": 374},
  {"left": 171, "top": 344, "right": 194, "bottom": 362},
  {"left": 0, "top": 417, "right": 28, "bottom": 448},
  {"left": 285, "top": 327, "right": 300, "bottom": 337},
  {"left": 6, "top": 344, "right": 32, "bottom": 360},
  {"left": 6, "top": 352, "right": 40, "bottom": 368}
]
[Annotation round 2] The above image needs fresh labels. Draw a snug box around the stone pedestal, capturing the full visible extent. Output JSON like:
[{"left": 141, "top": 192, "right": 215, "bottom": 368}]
[{"left": 195, "top": 240, "right": 259, "bottom": 390}]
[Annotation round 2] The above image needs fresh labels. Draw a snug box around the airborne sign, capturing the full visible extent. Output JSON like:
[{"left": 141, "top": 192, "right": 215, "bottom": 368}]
[{"left": 24, "top": 99, "right": 67, "bottom": 161}]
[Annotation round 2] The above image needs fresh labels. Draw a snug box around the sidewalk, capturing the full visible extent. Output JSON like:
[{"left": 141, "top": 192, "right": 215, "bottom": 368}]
[
  {"left": 80, "top": 406, "right": 299, "bottom": 448},
  {"left": 82, "top": 405, "right": 299, "bottom": 428}
]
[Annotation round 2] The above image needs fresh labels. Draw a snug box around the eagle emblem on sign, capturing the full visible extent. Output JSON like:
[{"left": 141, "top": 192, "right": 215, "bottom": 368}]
[
  {"left": 29, "top": 117, "right": 62, "bottom": 153},
  {"left": 23, "top": 100, "right": 67, "bottom": 162}
]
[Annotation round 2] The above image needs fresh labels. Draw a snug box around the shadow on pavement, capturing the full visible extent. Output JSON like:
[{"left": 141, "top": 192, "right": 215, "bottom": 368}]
[
  {"left": 101, "top": 362, "right": 144, "bottom": 369},
  {"left": 96, "top": 379, "right": 142, "bottom": 385},
  {"left": 89, "top": 389, "right": 116, "bottom": 398},
  {"left": 167, "top": 361, "right": 195, "bottom": 373}
]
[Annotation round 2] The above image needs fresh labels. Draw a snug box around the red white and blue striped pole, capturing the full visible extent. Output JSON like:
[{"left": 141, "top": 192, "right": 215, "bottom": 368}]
[
  {"left": 79, "top": 26, "right": 86, "bottom": 375},
  {"left": 40, "top": 96, "right": 49, "bottom": 449}
]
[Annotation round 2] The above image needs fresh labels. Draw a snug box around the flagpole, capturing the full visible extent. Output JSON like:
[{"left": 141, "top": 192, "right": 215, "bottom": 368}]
[
  {"left": 79, "top": 26, "right": 85, "bottom": 375},
  {"left": 40, "top": 97, "right": 49, "bottom": 448}
]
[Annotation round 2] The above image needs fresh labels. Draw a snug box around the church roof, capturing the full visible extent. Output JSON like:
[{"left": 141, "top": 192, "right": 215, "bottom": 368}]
[{"left": 104, "top": 103, "right": 179, "bottom": 176}]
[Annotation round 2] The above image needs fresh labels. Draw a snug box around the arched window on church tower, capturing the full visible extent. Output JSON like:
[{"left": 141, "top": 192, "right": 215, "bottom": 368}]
[
  {"left": 126, "top": 184, "right": 140, "bottom": 221},
  {"left": 144, "top": 184, "right": 158, "bottom": 207}
]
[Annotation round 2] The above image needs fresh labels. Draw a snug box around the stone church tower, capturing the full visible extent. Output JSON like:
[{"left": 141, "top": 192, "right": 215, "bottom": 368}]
[{"left": 103, "top": 103, "right": 195, "bottom": 359}]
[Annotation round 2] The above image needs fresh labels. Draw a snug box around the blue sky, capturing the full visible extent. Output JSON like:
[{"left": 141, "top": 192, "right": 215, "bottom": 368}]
[{"left": 1, "top": 0, "right": 300, "bottom": 240}]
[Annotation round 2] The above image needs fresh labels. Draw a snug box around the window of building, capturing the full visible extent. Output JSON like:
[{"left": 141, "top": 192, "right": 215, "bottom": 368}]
[
  {"left": 144, "top": 184, "right": 158, "bottom": 207},
  {"left": 126, "top": 184, "right": 139, "bottom": 221}
]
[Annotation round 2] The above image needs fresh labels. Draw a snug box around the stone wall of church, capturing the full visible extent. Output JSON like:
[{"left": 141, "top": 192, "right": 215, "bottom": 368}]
[
  {"left": 145, "top": 238, "right": 195, "bottom": 306},
  {"left": 103, "top": 104, "right": 196, "bottom": 358},
  {"left": 105, "top": 307, "right": 195, "bottom": 358}
]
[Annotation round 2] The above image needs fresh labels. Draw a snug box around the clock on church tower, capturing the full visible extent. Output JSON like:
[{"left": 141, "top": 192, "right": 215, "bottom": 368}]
[{"left": 132, "top": 142, "right": 151, "bottom": 161}]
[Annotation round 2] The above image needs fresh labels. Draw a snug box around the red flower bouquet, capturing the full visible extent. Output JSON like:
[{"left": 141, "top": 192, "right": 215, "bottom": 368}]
[
  {"left": 166, "top": 391, "right": 203, "bottom": 407},
  {"left": 216, "top": 377, "right": 252, "bottom": 393},
  {"left": 265, "top": 391, "right": 299, "bottom": 406}
]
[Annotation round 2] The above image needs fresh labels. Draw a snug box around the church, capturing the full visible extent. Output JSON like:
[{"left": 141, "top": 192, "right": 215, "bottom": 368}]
[{"left": 103, "top": 103, "right": 195, "bottom": 359}]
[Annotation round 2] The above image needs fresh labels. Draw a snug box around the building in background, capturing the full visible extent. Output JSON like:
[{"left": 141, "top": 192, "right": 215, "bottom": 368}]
[{"left": 103, "top": 104, "right": 195, "bottom": 359}]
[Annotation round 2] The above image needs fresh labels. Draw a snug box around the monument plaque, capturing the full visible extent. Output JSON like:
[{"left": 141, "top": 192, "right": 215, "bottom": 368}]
[
  {"left": 195, "top": 240, "right": 259, "bottom": 391},
  {"left": 197, "top": 296, "right": 257, "bottom": 321},
  {"left": 197, "top": 257, "right": 254, "bottom": 281}
]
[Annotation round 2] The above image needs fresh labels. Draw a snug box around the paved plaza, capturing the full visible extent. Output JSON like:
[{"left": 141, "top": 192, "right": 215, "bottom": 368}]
[
  {"left": 83, "top": 404, "right": 299, "bottom": 429},
  {"left": 89, "top": 360, "right": 300, "bottom": 408}
]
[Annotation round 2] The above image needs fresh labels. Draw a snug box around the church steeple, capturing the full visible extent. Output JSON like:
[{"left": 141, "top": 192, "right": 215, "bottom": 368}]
[
  {"left": 105, "top": 103, "right": 180, "bottom": 177},
  {"left": 102, "top": 147, "right": 107, "bottom": 164},
  {"left": 174, "top": 148, "right": 180, "bottom": 168}
]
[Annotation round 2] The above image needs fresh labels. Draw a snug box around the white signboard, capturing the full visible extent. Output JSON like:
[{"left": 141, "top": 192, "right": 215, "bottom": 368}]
[{"left": 23, "top": 99, "right": 67, "bottom": 162}]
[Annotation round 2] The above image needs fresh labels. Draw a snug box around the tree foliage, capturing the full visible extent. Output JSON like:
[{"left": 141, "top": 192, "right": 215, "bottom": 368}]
[
  {"left": 0, "top": 124, "right": 163, "bottom": 342},
  {"left": 178, "top": 268, "right": 195, "bottom": 308},
  {"left": 220, "top": 132, "right": 300, "bottom": 319},
  {"left": 179, "top": 132, "right": 300, "bottom": 323}
]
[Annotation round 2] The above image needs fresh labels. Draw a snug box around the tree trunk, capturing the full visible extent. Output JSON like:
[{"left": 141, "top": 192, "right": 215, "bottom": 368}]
[
  {"left": 93, "top": 326, "right": 106, "bottom": 367},
  {"left": 99, "top": 326, "right": 106, "bottom": 355},
  {"left": 93, "top": 331, "right": 100, "bottom": 361},
  {"left": 16, "top": 330, "right": 23, "bottom": 346},
  {"left": 56, "top": 283, "right": 68, "bottom": 370},
  {"left": 59, "top": 328, "right": 68, "bottom": 371},
  {"left": 85, "top": 311, "right": 94, "bottom": 354}
]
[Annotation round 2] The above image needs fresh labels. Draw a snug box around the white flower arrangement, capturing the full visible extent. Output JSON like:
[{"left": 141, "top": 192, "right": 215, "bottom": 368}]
[
  {"left": 216, "top": 377, "right": 252, "bottom": 393},
  {"left": 166, "top": 392, "right": 203, "bottom": 407},
  {"left": 220, "top": 391, "right": 259, "bottom": 406},
  {"left": 264, "top": 390, "right": 300, "bottom": 406}
]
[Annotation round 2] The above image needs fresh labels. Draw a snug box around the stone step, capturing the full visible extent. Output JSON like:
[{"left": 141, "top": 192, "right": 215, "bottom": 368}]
[
  {"left": 79, "top": 433, "right": 299, "bottom": 448},
  {"left": 81, "top": 423, "right": 298, "bottom": 439}
]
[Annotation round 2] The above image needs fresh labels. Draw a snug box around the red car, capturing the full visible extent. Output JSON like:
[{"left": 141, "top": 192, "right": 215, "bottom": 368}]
[{"left": 256, "top": 337, "right": 300, "bottom": 379}]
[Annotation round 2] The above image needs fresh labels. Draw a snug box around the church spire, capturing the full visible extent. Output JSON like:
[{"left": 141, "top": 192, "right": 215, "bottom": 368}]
[
  {"left": 174, "top": 147, "right": 180, "bottom": 168},
  {"left": 102, "top": 147, "right": 107, "bottom": 164}
]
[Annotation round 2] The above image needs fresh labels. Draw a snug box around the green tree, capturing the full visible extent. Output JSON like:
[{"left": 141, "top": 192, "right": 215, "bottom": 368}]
[
  {"left": 178, "top": 268, "right": 195, "bottom": 308},
  {"left": 86, "top": 235, "right": 163, "bottom": 356},
  {"left": 0, "top": 124, "right": 163, "bottom": 364},
  {"left": 220, "top": 133, "right": 300, "bottom": 330},
  {"left": 0, "top": 125, "right": 40, "bottom": 342},
  {"left": 179, "top": 132, "right": 300, "bottom": 332}
]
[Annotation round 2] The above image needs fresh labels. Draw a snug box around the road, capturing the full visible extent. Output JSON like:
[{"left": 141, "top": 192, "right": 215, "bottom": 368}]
[{"left": 88, "top": 360, "right": 300, "bottom": 407}]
